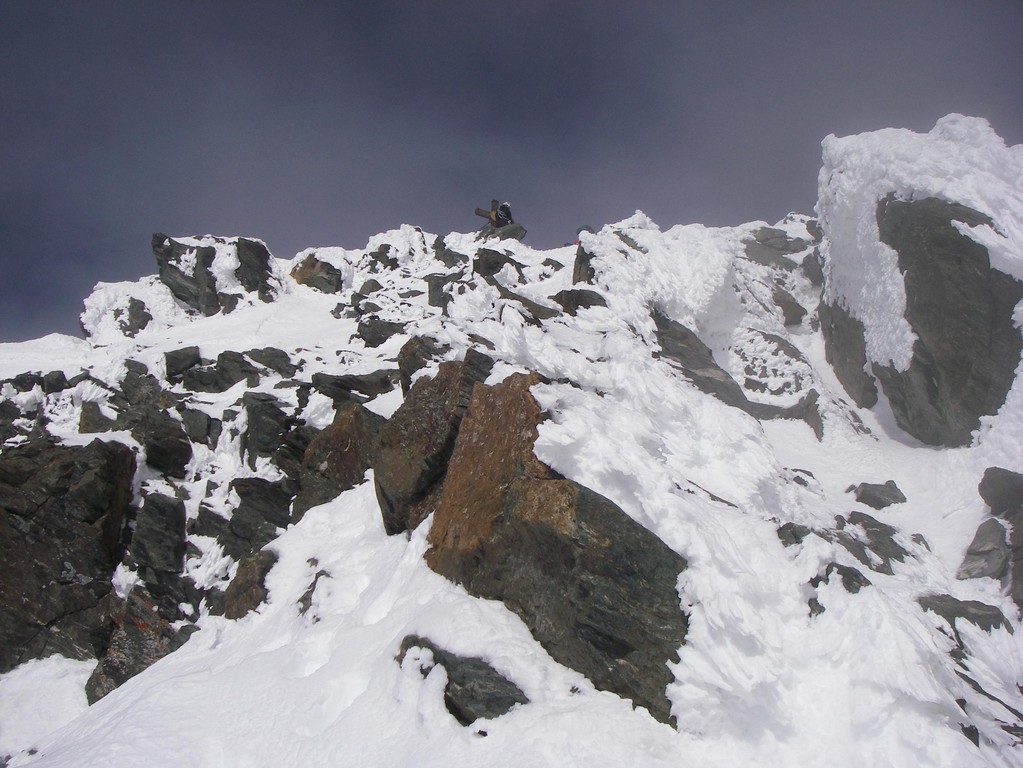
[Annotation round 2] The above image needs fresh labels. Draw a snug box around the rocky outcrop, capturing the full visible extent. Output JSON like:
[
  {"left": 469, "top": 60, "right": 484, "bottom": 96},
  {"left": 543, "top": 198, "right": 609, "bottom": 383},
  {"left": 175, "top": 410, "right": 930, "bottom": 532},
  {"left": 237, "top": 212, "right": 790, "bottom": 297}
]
[
  {"left": 372, "top": 350, "right": 493, "bottom": 535},
  {"left": 824, "top": 197, "right": 1023, "bottom": 447},
  {"left": 290, "top": 254, "right": 344, "bottom": 293},
  {"left": 224, "top": 551, "right": 278, "bottom": 619},
  {"left": 977, "top": 467, "right": 1023, "bottom": 609},
  {"left": 398, "top": 635, "right": 529, "bottom": 726},
  {"left": 848, "top": 479, "right": 907, "bottom": 510},
  {"left": 426, "top": 373, "right": 688, "bottom": 725},
  {"left": 294, "top": 403, "right": 385, "bottom": 518},
  {"left": 153, "top": 233, "right": 277, "bottom": 316},
  {"left": 743, "top": 226, "right": 811, "bottom": 268},
  {"left": 0, "top": 439, "right": 135, "bottom": 673}
]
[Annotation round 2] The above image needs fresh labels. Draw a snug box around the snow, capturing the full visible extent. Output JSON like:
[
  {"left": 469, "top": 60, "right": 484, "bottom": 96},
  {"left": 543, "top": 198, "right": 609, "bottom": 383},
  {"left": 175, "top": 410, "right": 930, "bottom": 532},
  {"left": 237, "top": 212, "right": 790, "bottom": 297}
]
[{"left": 2, "top": 115, "right": 1023, "bottom": 767}]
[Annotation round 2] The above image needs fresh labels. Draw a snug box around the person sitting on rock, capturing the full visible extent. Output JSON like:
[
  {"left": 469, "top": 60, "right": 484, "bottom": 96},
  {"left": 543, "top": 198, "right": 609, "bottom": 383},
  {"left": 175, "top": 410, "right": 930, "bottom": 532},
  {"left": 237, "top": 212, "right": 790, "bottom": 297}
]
[{"left": 475, "top": 199, "right": 514, "bottom": 229}]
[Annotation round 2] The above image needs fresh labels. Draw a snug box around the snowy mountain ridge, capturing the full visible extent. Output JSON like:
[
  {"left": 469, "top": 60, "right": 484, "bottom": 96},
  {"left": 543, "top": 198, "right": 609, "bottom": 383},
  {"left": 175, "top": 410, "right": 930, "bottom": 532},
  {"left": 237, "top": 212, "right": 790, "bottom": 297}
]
[{"left": 1, "top": 114, "right": 1023, "bottom": 767}]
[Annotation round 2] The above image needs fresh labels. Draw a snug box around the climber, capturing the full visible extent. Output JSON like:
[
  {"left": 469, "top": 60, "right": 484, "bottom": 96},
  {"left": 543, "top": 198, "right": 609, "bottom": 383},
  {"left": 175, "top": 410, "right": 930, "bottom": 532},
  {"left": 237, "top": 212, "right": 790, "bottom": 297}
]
[{"left": 474, "top": 199, "right": 514, "bottom": 228}]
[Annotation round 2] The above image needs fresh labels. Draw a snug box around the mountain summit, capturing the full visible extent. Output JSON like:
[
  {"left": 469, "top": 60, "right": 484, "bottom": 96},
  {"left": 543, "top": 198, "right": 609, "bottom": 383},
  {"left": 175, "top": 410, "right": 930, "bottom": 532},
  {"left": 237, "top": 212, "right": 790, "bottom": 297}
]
[{"left": 2, "top": 115, "right": 1023, "bottom": 767}]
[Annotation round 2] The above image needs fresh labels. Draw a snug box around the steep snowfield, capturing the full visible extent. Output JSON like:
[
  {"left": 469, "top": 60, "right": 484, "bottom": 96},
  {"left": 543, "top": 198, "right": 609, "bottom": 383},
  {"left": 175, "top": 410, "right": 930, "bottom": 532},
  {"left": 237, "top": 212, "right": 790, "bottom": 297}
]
[{"left": 2, "top": 116, "right": 1022, "bottom": 767}]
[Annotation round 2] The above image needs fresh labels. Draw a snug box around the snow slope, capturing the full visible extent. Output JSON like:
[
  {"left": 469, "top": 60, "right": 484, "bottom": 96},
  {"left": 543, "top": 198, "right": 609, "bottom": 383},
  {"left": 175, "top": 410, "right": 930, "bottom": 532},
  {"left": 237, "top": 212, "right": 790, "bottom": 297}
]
[{"left": 2, "top": 116, "right": 1022, "bottom": 767}]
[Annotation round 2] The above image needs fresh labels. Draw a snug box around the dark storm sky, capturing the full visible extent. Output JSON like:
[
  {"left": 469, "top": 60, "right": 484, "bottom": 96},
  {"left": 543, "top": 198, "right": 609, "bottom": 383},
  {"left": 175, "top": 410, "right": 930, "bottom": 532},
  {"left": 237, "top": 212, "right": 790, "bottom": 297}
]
[{"left": 2, "top": 1, "right": 1021, "bottom": 342}]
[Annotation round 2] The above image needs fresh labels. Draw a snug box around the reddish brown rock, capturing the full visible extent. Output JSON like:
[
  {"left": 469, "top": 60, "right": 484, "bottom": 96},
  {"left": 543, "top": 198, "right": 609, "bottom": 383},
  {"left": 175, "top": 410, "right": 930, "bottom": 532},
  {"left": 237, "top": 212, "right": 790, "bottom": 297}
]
[{"left": 426, "top": 373, "right": 688, "bottom": 725}]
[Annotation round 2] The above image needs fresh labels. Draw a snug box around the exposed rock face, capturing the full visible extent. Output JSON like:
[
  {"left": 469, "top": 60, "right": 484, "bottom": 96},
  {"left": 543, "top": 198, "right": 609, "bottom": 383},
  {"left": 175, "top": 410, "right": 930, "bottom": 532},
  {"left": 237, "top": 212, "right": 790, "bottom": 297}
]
[
  {"left": 373, "top": 350, "right": 493, "bottom": 535},
  {"left": 818, "top": 301, "right": 878, "bottom": 408},
  {"left": 85, "top": 587, "right": 185, "bottom": 703},
  {"left": 849, "top": 479, "right": 907, "bottom": 510},
  {"left": 426, "top": 373, "right": 688, "bottom": 725},
  {"left": 743, "top": 226, "right": 811, "bottom": 268},
  {"left": 128, "top": 493, "right": 188, "bottom": 617},
  {"left": 551, "top": 288, "right": 607, "bottom": 315},
  {"left": 957, "top": 518, "right": 1010, "bottom": 581},
  {"left": 224, "top": 551, "right": 278, "bottom": 620},
  {"left": 978, "top": 467, "right": 1023, "bottom": 609},
  {"left": 294, "top": 403, "right": 385, "bottom": 518},
  {"left": 824, "top": 197, "right": 1023, "bottom": 447},
  {"left": 290, "top": 254, "right": 344, "bottom": 293},
  {"left": 152, "top": 233, "right": 277, "bottom": 315},
  {"left": 398, "top": 635, "right": 529, "bottom": 726},
  {"left": 0, "top": 439, "right": 135, "bottom": 673}
]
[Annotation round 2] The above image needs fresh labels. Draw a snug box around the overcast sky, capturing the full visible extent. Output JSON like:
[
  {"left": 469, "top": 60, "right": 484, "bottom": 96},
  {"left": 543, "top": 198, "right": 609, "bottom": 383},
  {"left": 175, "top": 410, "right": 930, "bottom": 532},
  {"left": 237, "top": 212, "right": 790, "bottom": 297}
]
[{"left": 2, "top": 1, "right": 1020, "bottom": 342}]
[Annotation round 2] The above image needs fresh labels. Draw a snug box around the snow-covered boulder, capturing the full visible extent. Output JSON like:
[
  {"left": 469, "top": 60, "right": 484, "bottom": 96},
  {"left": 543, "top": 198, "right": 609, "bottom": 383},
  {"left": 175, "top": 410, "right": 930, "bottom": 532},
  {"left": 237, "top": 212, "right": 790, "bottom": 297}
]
[{"left": 818, "top": 115, "right": 1023, "bottom": 446}]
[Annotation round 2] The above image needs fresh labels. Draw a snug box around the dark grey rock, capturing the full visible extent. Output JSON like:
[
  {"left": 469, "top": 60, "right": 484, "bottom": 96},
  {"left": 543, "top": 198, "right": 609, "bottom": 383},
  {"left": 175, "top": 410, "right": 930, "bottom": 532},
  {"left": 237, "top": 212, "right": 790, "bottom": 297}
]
[
  {"left": 850, "top": 480, "right": 907, "bottom": 509},
  {"left": 398, "top": 635, "right": 529, "bottom": 725},
  {"left": 425, "top": 273, "right": 458, "bottom": 311},
  {"left": 152, "top": 233, "right": 221, "bottom": 316},
  {"left": 551, "top": 289, "right": 607, "bottom": 316},
  {"left": 245, "top": 347, "right": 297, "bottom": 377},
  {"left": 777, "top": 522, "right": 812, "bottom": 547},
  {"left": 743, "top": 226, "right": 810, "bottom": 268},
  {"left": 772, "top": 284, "right": 806, "bottom": 327},
  {"left": 356, "top": 318, "right": 406, "bottom": 348},
  {"left": 801, "top": 249, "right": 824, "bottom": 287},
  {"left": 310, "top": 370, "right": 397, "bottom": 404},
  {"left": 476, "top": 223, "right": 527, "bottom": 242},
  {"left": 830, "top": 510, "right": 908, "bottom": 576},
  {"left": 819, "top": 301, "right": 878, "bottom": 408},
  {"left": 978, "top": 467, "right": 1023, "bottom": 517},
  {"left": 178, "top": 407, "right": 221, "bottom": 448},
  {"left": 165, "top": 346, "right": 202, "bottom": 379},
  {"left": 0, "top": 439, "right": 135, "bottom": 673},
  {"left": 871, "top": 197, "right": 1023, "bottom": 447},
  {"left": 918, "top": 594, "right": 1010, "bottom": 633},
  {"left": 240, "top": 392, "right": 293, "bottom": 471},
  {"left": 572, "top": 245, "right": 596, "bottom": 285},
  {"left": 116, "top": 298, "right": 152, "bottom": 338},
  {"left": 128, "top": 493, "right": 187, "bottom": 618},
  {"left": 812, "top": 562, "right": 872, "bottom": 593},
  {"left": 181, "top": 351, "right": 261, "bottom": 393},
  {"left": 957, "top": 519, "right": 1010, "bottom": 580},
  {"left": 432, "top": 237, "right": 469, "bottom": 268},
  {"left": 234, "top": 238, "right": 277, "bottom": 303}
]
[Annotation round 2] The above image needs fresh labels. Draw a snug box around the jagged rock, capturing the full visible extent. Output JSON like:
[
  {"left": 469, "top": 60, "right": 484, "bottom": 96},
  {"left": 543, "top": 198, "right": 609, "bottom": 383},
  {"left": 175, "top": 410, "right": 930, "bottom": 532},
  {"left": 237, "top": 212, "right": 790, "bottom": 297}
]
[
  {"left": 653, "top": 312, "right": 822, "bottom": 436},
  {"left": 426, "top": 373, "right": 689, "bottom": 725},
  {"left": 85, "top": 586, "right": 188, "bottom": 703},
  {"left": 801, "top": 249, "right": 825, "bottom": 287},
  {"left": 573, "top": 244, "right": 596, "bottom": 285},
  {"left": 309, "top": 370, "right": 397, "bottom": 405},
  {"left": 957, "top": 519, "right": 1010, "bottom": 580},
  {"left": 918, "top": 594, "right": 1010, "bottom": 634},
  {"left": 116, "top": 297, "right": 152, "bottom": 337},
  {"left": 373, "top": 349, "right": 494, "bottom": 536},
  {"left": 978, "top": 467, "right": 1023, "bottom": 517},
  {"left": 777, "top": 522, "right": 812, "bottom": 547},
  {"left": 474, "top": 249, "right": 525, "bottom": 280},
  {"left": 270, "top": 424, "right": 318, "bottom": 484},
  {"left": 224, "top": 551, "right": 278, "bottom": 620},
  {"left": 178, "top": 406, "right": 222, "bottom": 448},
  {"left": 476, "top": 223, "right": 527, "bottom": 242},
  {"left": 152, "top": 234, "right": 277, "bottom": 316},
  {"left": 78, "top": 401, "right": 118, "bottom": 434},
  {"left": 0, "top": 439, "right": 135, "bottom": 673},
  {"left": 551, "top": 289, "right": 607, "bottom": 316},
  {"left": 978, "top": 467, "right": 1023, "bottom": 609},
  {"left": 397, "top": 336, "right": 449, "bottom": 395},
  {"left": 871, "top": 197, "right": 1023, "bottom": 447},
  {"left": 128, "top": 493, "right": 187, "bottom": 618},
  {"left": 294, "top": 403, "right": 385, "bottom": 518},
  {"left": 432, "top": 237, "right": 469, "bottom": 268},
  {"left": 240, "top": 392, "right": 293, "bottom": 471},
  {"left": 234, "top": 238, "right": 277, "bottom": 303},
  {"left": 772, "top": 284, "right": 806, "bottom": 326},
  {"left": 849, "top": 479, "right": 907, "bottom": 509},
  {"left": 398, "top": 635, "right": 529, "bottom": 725},
  {"left": 819, "top": 301, "right": 878, "bottom": 408},
  {"left": 136, "top": 408, "right": 192, "bottom": 479},
  {"left": 291, "top": 254, "right": 344, "bottom": 293},
  {"left": 425, "top": 273, "right": 458, "bottom": 311},
  {"left": 830, "top": 510, "right": 908, "bottom": 576},
  {"left": 368, "top": 244, "right": 399, "bottom": 271},
  {"left": 246, "top": 347, "right": 297, "bottom": 378},
  {"left": 0, "top": 399, "right": 23, "bottom": 442},
  {"left": 356, "top": 318, "right": 406, "bottom": 348},
  {"left": 153, "top": 233, "right": 220, "bottom": 316},
  {"left": 738, "top": 329, "right": 813, "bottom": 397},
  {"left": 181, "top": 351, "right": 261, "bottom": 393},
  {"left": 486, "top": 277, "right": 560, "bottom": 326},
  {"left": 743, "top": 226, "right": 810, "bottom": 268},
  {"left": 165, "top": 346, "right": 201, "bottom": 379},
  {"left": 225, "top": 477, "right": 292, "bottom": 560},
  {"left": 812, "top": 562, "right": 872, "bottom": 593}
]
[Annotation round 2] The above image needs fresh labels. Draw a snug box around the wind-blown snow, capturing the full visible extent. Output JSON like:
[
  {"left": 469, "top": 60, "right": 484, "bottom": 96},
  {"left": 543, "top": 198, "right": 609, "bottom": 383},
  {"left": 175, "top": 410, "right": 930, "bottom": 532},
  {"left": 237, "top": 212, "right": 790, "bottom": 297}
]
[{"left": 2, "top": 116, "right": 1022, "bottom": 767}]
